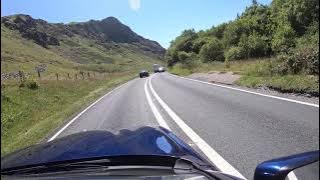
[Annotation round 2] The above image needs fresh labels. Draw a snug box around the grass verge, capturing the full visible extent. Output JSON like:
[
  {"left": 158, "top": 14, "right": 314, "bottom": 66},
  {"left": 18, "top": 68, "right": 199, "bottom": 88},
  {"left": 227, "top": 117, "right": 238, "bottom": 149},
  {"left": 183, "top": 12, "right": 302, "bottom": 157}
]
[
  {"left": 1, "top": 73, "right": 136, "bottom": 155},
  {"left": 236, "top": 75, "right": 319, "bottom": 96},
  {"left": 169, "top": 58, "right": 319, "bottom": 96}
]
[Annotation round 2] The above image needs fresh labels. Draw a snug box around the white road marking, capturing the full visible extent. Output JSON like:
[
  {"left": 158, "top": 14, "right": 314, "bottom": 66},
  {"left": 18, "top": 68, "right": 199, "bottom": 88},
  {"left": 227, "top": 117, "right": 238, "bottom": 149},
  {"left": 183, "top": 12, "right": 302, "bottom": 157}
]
[
  {"left": 144, "top": 78, "right": 170, "bottom": 130},
  {"left": 148, "top": 75, "right": 246, "bottom": 179},
  {"left": 184, "top": 176, "right": 206, "bottom": 180},
  {"left": 287, "top": 171, "right": 298, "bottom": 180},
  {"left": 47, "top": 79, "right": 134, "bottom": 142},
  {"left": 169, "top": 73, "right": 319, "bottom": 108}
]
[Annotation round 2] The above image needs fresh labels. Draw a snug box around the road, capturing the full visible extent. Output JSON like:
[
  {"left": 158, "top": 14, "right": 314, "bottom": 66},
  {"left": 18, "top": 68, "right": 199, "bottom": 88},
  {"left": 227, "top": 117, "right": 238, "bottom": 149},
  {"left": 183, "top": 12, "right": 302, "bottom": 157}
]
[{"left": 51, "top": 72, "right": 319, "bottom": 180}]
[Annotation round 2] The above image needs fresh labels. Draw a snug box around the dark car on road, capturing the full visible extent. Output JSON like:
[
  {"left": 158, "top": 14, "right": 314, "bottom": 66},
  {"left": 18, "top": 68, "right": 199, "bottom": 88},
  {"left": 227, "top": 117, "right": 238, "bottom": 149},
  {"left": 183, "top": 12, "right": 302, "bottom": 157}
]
[
  {"left": 1, "top": 126, "right": 319, "bottom": 180},
  {"left": 139, "top": 70, "right": 149, "bottom": 78}
]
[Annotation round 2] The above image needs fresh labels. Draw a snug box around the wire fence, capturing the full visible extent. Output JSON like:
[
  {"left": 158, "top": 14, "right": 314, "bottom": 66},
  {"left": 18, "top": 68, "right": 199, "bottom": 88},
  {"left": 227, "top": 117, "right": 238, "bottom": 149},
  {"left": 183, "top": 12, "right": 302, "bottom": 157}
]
[{"left": 1, "top": 70, "right": 110, "bottom": 82}]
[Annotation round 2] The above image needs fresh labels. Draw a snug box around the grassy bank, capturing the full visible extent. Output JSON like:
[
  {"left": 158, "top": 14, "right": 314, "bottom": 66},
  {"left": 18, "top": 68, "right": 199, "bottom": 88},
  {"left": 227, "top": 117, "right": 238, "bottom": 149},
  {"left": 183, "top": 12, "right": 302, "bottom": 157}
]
[
  {"left": 1, "top": 72, "right": 136, "bottom": 155},
  {"left": 169, "top": 58, "right": 319, "bottom": 96}
]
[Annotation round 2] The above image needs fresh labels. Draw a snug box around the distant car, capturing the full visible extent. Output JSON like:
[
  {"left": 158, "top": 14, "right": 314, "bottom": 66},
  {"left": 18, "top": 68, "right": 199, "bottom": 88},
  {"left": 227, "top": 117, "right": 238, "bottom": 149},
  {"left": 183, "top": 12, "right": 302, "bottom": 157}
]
[
  {"left": 157, "top": 67, "right": 165, "bottom": 72},
  {"left": 139, "top": 70, "right": 149, "bottom": 78},
  {"left": 153, "top": 64, "right": 160, "bottom": 73},
  {"left": 154, "top": 66, "right": 165, "bottom": 73}
]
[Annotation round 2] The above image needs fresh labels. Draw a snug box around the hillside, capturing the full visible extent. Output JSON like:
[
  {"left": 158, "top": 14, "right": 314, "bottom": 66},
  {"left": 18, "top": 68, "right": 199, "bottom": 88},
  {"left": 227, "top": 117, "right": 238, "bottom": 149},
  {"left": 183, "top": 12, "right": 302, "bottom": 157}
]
[
  {"left": 1, "top": 14, "right": 165, "bottom": 78},
  {"left": 166, "top": 0, "right": 319, "bottom": 96},
  {"left": 1, "top": 14, "right": 165, "bottom": 155}
]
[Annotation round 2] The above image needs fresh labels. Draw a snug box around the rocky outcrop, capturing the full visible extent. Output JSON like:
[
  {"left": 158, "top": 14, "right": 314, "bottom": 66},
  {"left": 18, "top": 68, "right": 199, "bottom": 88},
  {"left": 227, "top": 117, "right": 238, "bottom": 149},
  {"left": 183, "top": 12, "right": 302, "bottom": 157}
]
[
  {"left": 1, "top": 14, "right": 165, "bottom": 57},
  {"left": 2, "top": 15, "right": 59, "bottom": 48}
]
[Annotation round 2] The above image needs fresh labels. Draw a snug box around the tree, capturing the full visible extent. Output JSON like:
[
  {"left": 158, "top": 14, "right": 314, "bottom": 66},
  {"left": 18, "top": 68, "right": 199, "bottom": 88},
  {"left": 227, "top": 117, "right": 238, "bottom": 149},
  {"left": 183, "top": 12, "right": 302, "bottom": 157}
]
[
  {"left": 271, "top": 24, "right": 296, "bottom": 52},
  {"left": 170, "top": 29, "right": 198, "bottom": 53},
  {"left": 252, "top": 0, "right": 258, "bottom": 6},
  {"left": 224, "top": 46, "right": 246, "bottom": 61},
  {"left": 199, "top": 38, "right": 224, "bottom": 62},
  {"left": 247, "top": 32, "right": 269, "bottom": 57},
  {"left": 271, "top": 0, "right": 319, "bottom": 36},
  {"left": 165, "top": 48, "right": 179, "bottom": 67}
]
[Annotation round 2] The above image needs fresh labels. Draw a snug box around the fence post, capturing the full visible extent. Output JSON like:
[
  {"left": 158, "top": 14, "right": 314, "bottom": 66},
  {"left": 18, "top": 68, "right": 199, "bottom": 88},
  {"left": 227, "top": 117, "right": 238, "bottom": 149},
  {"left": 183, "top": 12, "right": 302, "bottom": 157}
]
[
  {"left": 37, "top": 70, "right": 41, "bottom": 80},
  {"left": 18, "top": 70, "right": 25, "bottom": 82},
  {"left": 67, "top": 73, "right": 70, "bottom": 79},
  {"left": 56, "top": 73, "right": 59, "bottom": 80},
  {"left": 87, "top": 72, "right": 90, "bottom": 78},
  {"left": 80, "top": 71, "right": 84, "bottom": 80}
]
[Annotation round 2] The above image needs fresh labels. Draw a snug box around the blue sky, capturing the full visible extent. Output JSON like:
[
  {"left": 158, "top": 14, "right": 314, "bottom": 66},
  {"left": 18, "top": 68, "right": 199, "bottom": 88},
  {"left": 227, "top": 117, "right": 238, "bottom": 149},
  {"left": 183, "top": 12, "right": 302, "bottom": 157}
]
[{"left": 2, "top": 0, "right": 272, "bottom": 48}]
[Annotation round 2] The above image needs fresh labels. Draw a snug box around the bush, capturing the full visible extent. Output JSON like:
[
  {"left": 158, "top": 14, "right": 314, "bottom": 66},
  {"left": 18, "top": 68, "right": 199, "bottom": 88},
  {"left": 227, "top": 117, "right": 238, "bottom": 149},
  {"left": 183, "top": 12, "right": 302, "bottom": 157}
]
[
  {"left": 271, "top": 24, "right": 296, "bottom": 53},
  {"left": 170, "top": 63, "right": 193, "bottom": 76},
  {"left": 199, "top": 38, "right": 224, "bottom": 62},
  {"left": 274, "top": 45, "right": 319, "bottom": 75},
  {"left": 247, "top": 33, "right": 269, "bottom": 57},
  {"left": 18, "top": 83, "right": 25, "bottom": 88},
  {"left": 26, "top": 80, "right": 40, "bottom": 90},
  {"left": 224, "top": 46, "right": 246, "bottom": 61},
  {"left": 165, "top": 48, "right": 179, "bottom": 67},
  {"left": 177, "top": 51, "right": 198, "bottom": 69},
  {"left": 177, "top": 51, "right": 190, "bottom": 61}
]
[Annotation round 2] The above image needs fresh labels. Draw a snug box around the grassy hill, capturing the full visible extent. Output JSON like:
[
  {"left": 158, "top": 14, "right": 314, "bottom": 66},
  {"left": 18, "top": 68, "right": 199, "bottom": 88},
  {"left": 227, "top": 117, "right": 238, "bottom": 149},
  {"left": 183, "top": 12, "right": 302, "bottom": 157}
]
[
  {"left": 1, "top": 14, "right": 165, "bottom": 155},
  {"left": 1, "top": 15, "right": 165, "bottom": 77}
]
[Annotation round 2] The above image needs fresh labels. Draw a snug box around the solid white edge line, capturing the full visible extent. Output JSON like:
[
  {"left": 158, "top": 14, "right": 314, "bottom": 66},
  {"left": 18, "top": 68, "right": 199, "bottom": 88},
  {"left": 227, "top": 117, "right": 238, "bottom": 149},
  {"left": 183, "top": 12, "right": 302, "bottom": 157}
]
[
  {"left": 169, "top": 73, "right": 319, "bottom": 108},
  {"left": 161, "top": 73, "right": 299, "bottom": 180},
  {"left": 149, "top": 75, "right": 246, "bottom": 180},
  {"left": 144, "top": 78, "right": 171, "bottom": 130},
  {"left": 47, "top": 79, "right": 134, "bottom": 142},
  {"left": 287, "top": 171, "right": 298, "bottom": 180}
]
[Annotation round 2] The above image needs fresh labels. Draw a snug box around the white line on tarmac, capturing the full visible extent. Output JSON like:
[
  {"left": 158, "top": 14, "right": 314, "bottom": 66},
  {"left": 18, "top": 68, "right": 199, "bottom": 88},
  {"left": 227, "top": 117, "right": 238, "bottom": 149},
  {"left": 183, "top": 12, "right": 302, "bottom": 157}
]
[
  {"left": 48, "top": 79, "right": 134, "bottom": 142},
  {"left": 148, "top": 75, "right": 246, "bottom": 179},
  {"left": 144, "top": 78, "right": 170, "bottom": 130},
  {"left": 169, "top": 73, "right": 318, "bottom": 108}
]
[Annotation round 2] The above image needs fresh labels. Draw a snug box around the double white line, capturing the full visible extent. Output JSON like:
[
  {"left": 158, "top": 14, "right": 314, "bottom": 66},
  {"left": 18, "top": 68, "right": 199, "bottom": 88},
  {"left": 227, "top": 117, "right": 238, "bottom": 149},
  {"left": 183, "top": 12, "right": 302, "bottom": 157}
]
[{"left": 144, "top": 75, "right": 246, "bottom": 179}]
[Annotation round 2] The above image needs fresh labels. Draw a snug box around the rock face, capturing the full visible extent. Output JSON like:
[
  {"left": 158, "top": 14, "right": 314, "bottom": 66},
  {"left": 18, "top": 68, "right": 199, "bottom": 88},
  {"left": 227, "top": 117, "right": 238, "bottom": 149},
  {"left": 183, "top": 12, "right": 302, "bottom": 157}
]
[
  {"left": 2, "top": 15, "right": 60, "bottom": 48},
  {"left": 1, "top": 14, "right": 165, "bottom": 57}
]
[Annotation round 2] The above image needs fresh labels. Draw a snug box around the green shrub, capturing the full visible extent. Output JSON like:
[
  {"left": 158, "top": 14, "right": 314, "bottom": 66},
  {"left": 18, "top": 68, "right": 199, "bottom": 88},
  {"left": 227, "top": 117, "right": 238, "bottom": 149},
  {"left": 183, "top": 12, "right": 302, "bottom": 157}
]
[
  {"left": 170, "top": 63, "right": 193, "bottom": 76},
  {"left": 177, "top": 51, "right": 191, "bottom": 61},
  {"left": 192, "top": 37, "right": 212, "bottom": 53},
  {"left": 246, "top": 33, "right": 269, "bottom": 57},
  {"left": 274, "top": 45, "right": 319, "bottom": 75},
  {"left": 271, "top": 24, "right": 296, "bottom": 53},
  {"left": 26, "top": 80, "right": 40, "bottom": 90},
  {"left": 224, "top": 59, "right": 231, "bottom": 68},
  {"left": 199, "top": 38, "right": 224, "bottom": 62},
  {"left": 177, "top": 51, "right": 198, "bottom": 69},
  {"left": 18, "top": 83, "right": 25, "bottom": 88},
  {"left": 225, "top": 46, "right": 246, "bottom": 61}
]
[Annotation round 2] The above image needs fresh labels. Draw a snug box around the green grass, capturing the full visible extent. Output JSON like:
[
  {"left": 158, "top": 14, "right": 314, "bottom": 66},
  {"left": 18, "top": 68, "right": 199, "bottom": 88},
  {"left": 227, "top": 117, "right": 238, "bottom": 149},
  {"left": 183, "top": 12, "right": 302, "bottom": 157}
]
[
  {"left": 1, "top": 24, "right": 164, "bottom": 155},
  {"left": 1, "top": 25, "right": 164, "bottom": 78},
  {"left": 1, "top": 73, "right": 136, "bottom": 155},
  {"left": 169, "top": 58, "right": 319, "bottom": 96},
  {"left": 169, "top": 59, "right": 266, "bottom": 76},
  {"left": 170, "top": 64, "right": 193, "bottom": 76},
  {"left": 237, "top": 75, "right": 319, "bottom": 95}
]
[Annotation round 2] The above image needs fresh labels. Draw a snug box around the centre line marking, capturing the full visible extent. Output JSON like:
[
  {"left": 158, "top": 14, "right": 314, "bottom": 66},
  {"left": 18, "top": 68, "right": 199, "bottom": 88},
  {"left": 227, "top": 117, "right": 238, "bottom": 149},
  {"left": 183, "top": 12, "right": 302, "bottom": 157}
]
[{"left": 148, "top": 75, "right": 246, "bottom": 179}]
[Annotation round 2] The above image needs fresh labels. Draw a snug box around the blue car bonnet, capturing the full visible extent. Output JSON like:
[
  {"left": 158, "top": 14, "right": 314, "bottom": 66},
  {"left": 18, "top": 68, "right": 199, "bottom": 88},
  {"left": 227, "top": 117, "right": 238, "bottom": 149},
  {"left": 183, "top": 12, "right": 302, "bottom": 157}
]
[{"left": 1, "top": 126, "right": 211, "bottom": 170}]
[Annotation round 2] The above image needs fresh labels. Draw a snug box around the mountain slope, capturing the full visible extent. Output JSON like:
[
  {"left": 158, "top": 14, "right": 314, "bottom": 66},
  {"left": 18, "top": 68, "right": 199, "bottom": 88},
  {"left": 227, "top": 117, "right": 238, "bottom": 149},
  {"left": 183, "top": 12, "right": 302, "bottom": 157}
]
[
  {"left": 1, "top": 14, "right": 165, "bottom": 155},
  {"left": 1, "top": 14, "right": 165, "bottom": 78}
]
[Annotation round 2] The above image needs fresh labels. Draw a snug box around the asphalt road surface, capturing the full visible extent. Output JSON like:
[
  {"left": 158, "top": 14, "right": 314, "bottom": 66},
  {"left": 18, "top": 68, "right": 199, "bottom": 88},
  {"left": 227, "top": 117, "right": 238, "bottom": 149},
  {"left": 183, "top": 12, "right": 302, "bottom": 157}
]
[{"left": 52, "top": 72, "right": 319, "bottom": 180}]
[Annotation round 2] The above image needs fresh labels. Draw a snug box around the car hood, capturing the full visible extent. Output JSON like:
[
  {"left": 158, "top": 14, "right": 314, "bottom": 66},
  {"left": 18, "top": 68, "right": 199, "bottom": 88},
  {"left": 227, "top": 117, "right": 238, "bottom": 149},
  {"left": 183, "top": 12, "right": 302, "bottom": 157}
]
[{"left": 1, "top": 126, "right": 213, "bottom": 170}]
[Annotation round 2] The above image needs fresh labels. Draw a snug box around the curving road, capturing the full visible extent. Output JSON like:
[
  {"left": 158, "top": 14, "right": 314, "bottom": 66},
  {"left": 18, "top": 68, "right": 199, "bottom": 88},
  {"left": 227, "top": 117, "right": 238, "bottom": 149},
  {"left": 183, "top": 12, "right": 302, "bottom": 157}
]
[{"left": 50, "top": 72, "right": 319, "bottom": 180}]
